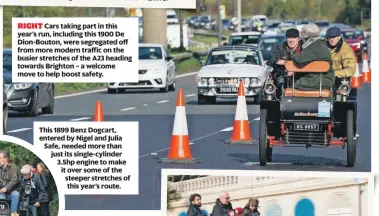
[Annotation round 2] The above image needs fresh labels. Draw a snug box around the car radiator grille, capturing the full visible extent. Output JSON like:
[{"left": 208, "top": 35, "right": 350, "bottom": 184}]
[{"left": 285, "top": 131, "right": 328, "bottom": 145}]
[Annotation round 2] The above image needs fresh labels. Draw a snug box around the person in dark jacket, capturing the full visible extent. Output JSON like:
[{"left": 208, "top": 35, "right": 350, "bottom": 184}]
[
  {"left": 288, "top": 24, "right": 335, "bottom": 90},
  {"left": 187, "top": 193, "right": 206, "bottom": 216},
  {"left": 243, "top": 197, "right": 260, "bottom": 216},
  {"left": 0, "top": 150, "right": 20, "bottom": 216},
  {"left": 37, "top": 162, "right": 54, "bottom": 216},
  {"left": 19, "top": 164, "right": 46, "bottom": 216},
  {"left": 267, "top": 28, "right": 303, "bottom": 97},
  {"left": 211, "top": 192, "right": 234, "bottom": 216}
]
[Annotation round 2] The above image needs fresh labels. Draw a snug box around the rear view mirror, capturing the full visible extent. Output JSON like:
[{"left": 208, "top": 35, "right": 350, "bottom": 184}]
[
  {"left": 166, "top": 56, "right": 173, "bottom": 61},
  {"left": 223, "top": 42, "right": 228, "bottom": 46}
]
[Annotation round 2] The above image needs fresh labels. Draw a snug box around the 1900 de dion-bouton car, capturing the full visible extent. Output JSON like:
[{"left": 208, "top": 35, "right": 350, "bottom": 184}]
[{"left": 196, "top": 45, "right": 270, "bottom": 104}]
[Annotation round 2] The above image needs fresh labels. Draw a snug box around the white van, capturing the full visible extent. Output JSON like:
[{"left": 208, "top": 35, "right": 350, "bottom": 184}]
[{"left": 167, "top": 10, "right": 179, "bottom": 24}]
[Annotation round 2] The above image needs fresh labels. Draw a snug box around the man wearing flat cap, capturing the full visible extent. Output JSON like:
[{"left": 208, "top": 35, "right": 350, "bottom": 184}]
[
  {"left": 267, "top": 28, "right": 303, "bottom": 97},
  {"left": 325, "top": 26, "right": 356, "bottom": 99},
  {"left": 287, "top": 24, "right": 335, "bottom": 90}
]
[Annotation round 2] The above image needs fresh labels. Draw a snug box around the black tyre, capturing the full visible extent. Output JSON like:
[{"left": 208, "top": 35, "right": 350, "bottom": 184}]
[
  {"left": 42, "top": 87, "right": 55, "bottom": 114},
  {"left": 168, "top": 79, "right": 176, "bottom": 91},
  {"left": 160, "top": 77, "right": 169, "bottom": 93},
  {"left": 198, "top": 94, "right": 206, "bottom": 105},
  {"left": 254, "top": 92, "right": 263, "bottom": 104},
  {"left": 28, "top": 90, "right": 39, "bottom": 117},
  {"left": 3, "top": 107, "right": 7, "bottom": 135},
  {"left": 346, "top": 110, "right": 356, "bottom": 167},
  {"left": 259, "top": 109, "right": 269, "bottom": 166},
  {"left": 108, "top": 88, "right": 117, "bottom": 94},
  {"left": 197, "top": 94, "right": 216, "bottom": 105}
]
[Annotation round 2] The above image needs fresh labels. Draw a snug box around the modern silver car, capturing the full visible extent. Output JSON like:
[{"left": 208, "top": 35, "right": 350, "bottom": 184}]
[{"left": 196, "top": 45, "right": 271, "bottom": 104}]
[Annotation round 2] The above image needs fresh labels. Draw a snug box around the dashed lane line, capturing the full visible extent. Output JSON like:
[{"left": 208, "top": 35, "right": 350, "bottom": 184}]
[
  {"left": 156, "top": 100, "right": 170, "bottom": 104},
  {"left": 7, "top": 128, "right": 32, "bottom": 133},
  {"left": 120, "top": 107, "right": 137, "bottom": 112},
  {"left": 70, "top": 117, "right": 91, "bottom": 121}
]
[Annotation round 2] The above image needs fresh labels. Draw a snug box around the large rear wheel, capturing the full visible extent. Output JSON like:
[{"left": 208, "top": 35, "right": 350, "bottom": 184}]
[
  {"left": 259, "top": 109, "right": 271, "bottom": 166},
  {"left": 346, "top": 110, "right": 356, "bottom": 167}
]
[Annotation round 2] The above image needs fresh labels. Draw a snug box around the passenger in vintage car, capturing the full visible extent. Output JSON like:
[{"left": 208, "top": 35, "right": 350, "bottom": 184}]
[{"left": 287, "top": 24, "right": 335, "bottom": 91}]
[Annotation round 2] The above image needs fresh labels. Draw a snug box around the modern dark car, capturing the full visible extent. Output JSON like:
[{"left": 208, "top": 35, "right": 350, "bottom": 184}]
[
  {"left": 3, "top": 49, "right": 55, "bottom": 117},
  {"left": 258, "top": 34, "right": 286, "bottom": 62},
  {"left": 3, "top": 80, "right": 7, "bottom": 134}
]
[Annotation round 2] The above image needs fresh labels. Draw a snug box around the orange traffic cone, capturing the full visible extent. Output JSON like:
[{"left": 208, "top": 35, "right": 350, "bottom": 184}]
[
  {"left": 361, "top": 52, "right": 371, "bottom": 83},
  {"left": 159, "top": 89, "right": 200, "bottom": 164},
  {"left": 225, "top": 82, "right": 256, "bottom": 145},
  {"left": 93, "top": 101, "right": 104, "bottom": 121},
  {"left": 351, "top": 56, "right": 362, "bottom": 88}
]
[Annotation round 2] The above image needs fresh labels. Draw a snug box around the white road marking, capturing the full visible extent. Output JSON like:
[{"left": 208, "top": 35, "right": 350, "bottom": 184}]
[
  {"left": 244, "top": 162, "right": 292, "bottom": 166},
  {"left": 220, "top": 127, "right": 233, "bottom": 132},
  {"left": 54, "top": 72, "right": 198, "bottom": 99},
  {"left": 157, "top": 100, "right": 169, "bottom": 104},
  {"left": 120, "top": 107, "right": 137, "bottom": 112},
  {"left": 7, "top": 128, "right": 32, "bottom": 133},
  {"left": 150, "top": 143, "right": 194, "bottom": 156},
  {"left": 143, "top": 104, "right": 148, "bottom": 107},
  {"left": 254, "top": 117, "right": 260, "bottom": 120},
  {"left": 185, "top": 94, "right": 196, "bottom": 97},
  {"left": 140, "top": 130, "right": 222, "bottom": 158},
  {"left": 70, "top": 117, "right": 91, "bottom": 121}
]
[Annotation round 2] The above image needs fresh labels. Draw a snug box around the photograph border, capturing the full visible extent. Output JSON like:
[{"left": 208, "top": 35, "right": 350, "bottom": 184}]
[
  {"left": 161, "top": 169, "right": 375, "bottom": 216},
  {"left": 0, "top": 134, "right": 65, "bottom": 215}
]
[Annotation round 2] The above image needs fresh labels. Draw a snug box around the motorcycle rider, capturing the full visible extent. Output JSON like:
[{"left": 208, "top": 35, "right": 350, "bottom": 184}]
[{"left": 266, "top": 28, "right": 303, "bottom": 98}]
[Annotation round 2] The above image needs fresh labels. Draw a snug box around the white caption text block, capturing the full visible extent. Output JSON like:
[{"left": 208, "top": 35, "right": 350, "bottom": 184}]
[
  {"left": 13, "top": 18, "right": 138, "bottom": 83},
  {"left": 34, "top": 121, "right": 139, "bottom": 195}
]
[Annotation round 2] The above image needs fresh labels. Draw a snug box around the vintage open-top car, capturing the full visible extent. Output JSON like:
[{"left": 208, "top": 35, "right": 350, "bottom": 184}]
[
  {"left": 259, "top": 60, "right": 357, "bottom": 167},
  {"left": 196, "top": 45, "right": 270, "bottom": 104}
]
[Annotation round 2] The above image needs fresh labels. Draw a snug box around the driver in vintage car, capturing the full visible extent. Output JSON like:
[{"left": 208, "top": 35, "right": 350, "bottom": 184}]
[
  {"left": 287, "top": 24, "right": 335, "bottom": 91},
  {"left": 266, "top": 28, "right": 303, "bottom": 98}
]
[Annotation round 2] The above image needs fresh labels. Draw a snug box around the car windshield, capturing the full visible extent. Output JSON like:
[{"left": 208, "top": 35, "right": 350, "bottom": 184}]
[
  {"left": 315, "top": 22, "right": 329, "bottom": 27},
  {"left": 206, "top": 49, "right": 261, "bottom": 66},
  {"left": 167, "top": 15, "right": 176, "bottom": 19},
  {"left": 229, "top": 35, "right": 261, "bottom": 45},
  {"left": 355, "top": 30, "right": 364, "bottom": 37},
  {"left": 3, "top": 53, "right": 12, "bottom": 71},
  {"left": 260, "top": 37, "right": 285, "bottom": 50},
  {"left": 342, "top": 31, "right": 357, "bottom": 40},
  {"left": 139, "top": 47, "right": 163, "bottom": 60},
  {"left": 259, "top": 38, "right": 285, "bottom": 60}
]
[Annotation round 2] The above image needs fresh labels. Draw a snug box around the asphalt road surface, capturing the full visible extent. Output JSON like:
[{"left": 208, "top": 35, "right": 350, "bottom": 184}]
[{"left": 5, "top": 43, "right": 372, "bottom": 210}]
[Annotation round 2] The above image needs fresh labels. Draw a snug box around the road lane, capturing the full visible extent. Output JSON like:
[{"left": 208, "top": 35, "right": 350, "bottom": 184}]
[{"left": 4, "top": 54, "right": 371, "bottom": 210}]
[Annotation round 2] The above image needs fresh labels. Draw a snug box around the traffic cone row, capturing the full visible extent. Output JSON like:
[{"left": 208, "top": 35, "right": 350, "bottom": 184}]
[
  {"left": 159, "top": 88, "right": 200, "bottom": 164},
  {"left": 351, "top": 56, "right": 362, "bottom": 88},
  {"left": 225, "top": 81, "right": 256, "bottom": 145},
  {"left": 93, "top": 101, "right": 104, "bottom": 121},
  {"left": 361, "top": 52, "right": 371, "bottom": 83}
]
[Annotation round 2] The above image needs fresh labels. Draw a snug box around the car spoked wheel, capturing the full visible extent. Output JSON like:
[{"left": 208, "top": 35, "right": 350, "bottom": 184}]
[
  {"left": 28, "top": 90, "right": 39, "bottom": 117},
  {"left": 259, "top": 109, "right": 270, "bottom": 166},
  {"left": 346, "top": 110, "right": 356, "bottom": 167}
]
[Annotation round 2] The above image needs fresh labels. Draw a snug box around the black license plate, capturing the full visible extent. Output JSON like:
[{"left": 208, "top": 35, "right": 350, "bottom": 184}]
[
  {"left": 219, "top": 87, "right": 238, "bottom": 93},
  {"left": 294, "top": 124, "right": 319, "bottom": 131}
]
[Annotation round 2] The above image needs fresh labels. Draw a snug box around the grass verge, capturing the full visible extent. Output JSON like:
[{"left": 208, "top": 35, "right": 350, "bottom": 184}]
[{"left": 191, "top": 35, "right": 219, "bottom": 44}]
